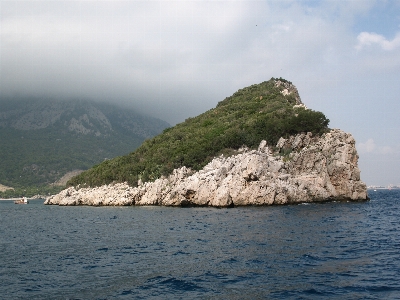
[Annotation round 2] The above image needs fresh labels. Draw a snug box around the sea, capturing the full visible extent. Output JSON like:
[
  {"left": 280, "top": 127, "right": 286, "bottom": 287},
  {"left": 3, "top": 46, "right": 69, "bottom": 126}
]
[{"left": 1, "top": 189, "right": 399, "bottom": 299}]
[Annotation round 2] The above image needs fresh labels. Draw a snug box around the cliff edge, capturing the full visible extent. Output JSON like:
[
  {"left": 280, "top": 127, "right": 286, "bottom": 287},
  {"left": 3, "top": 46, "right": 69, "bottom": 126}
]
[{"left": 45, "top": 128, "right": 368, "bottom": 207}]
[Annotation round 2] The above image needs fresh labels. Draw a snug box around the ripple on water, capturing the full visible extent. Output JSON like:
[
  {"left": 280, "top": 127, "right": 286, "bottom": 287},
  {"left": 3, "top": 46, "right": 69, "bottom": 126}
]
[{"left": 0, "top": 192, "right": 400, "bottom": 299}]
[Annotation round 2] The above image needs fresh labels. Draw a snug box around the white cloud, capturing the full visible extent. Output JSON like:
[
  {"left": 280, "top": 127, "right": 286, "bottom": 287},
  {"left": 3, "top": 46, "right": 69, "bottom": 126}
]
[
  {"left": 356, "top": 31, "right": 400, "bottom": 51},
  {"left": 0, "top": 1, "right": 399, "bottom": 125},
  {"left": 379, "top": 146, "right": 395, "bottom": 155},
  {"left": 358, "top": 139, "right": 396, "bottom": 154},
  {"left": 358, "top": 138, "right": 376, "bottom": 153}
]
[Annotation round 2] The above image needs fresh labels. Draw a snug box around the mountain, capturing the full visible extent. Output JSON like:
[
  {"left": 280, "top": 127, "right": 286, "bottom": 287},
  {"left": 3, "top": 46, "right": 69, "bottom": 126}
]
[
  {"left": 0, "top": 97, "right": 169, "bottom": 195},
  {"left": 67, "top": 78, "right": 330, "bottom": 188}
]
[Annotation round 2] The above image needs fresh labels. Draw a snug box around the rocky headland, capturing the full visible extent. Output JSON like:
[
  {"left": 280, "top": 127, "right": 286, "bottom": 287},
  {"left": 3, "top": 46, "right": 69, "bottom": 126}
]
[{"left": 45, "top": 128, "right": 368, "bottom": 207}]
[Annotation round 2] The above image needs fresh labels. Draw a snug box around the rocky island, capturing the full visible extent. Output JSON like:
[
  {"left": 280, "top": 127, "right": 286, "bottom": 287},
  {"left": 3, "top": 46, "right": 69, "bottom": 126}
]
[{"left": 45, "top": 78, "right": 368, "bottom": 207}]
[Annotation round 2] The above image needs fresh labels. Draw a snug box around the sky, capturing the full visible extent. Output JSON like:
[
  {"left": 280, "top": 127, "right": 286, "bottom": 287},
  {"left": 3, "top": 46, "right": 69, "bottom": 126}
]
[{"left": 1, "top": 0, "right": 399, "bottom": 186}]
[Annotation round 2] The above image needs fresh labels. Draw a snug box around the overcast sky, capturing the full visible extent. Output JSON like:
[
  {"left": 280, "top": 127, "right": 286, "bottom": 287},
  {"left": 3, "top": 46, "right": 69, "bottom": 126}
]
[{"left": 1, "top": 0, "right": 399, "bottom": 186}]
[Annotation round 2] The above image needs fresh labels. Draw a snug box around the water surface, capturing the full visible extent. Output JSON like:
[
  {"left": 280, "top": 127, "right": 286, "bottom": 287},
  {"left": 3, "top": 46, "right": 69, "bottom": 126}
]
[{"left": 1, "top": 190, "right": 399, "bottom": 299}]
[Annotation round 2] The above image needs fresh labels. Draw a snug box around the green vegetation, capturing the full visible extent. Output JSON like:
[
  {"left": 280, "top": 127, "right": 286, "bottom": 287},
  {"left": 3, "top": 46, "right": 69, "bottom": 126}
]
[
  {"left": 0, "top": 127, "right": 143, "bottom": 185},
  {"left": 0, "top": 185, "right": 64, "bottom": 199},
  {"left": 68, "top": 78, "right": 329, "bottom": 188},
  {"left": 0, "top": 98, "right": 169, "bottom": 197}
]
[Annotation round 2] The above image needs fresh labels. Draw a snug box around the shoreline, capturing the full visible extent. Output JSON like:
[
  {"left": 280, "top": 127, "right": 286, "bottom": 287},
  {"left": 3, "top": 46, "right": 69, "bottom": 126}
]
[
  {"left": 368, "top": 188, "right": 400, "bottom": 190},
  {"left": 0, "top": 198, "right": 29, "bottom": 201},
  {"left": 0, "top": 197, "right": 45, "bottom": 201}
]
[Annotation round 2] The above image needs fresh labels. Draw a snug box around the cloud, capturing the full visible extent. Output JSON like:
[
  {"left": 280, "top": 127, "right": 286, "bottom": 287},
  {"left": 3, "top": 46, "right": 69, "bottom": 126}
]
[
  {"left": 358, "top": 138, "right": 376, "bottom": 153},
  {"left": 0, "top": 1, "right": 398, "bottom": 125},
  {"left": 358, "top": 139, "right": 396, "bottom": 154},
  {"left": 356, "top": 31, "right": 400, "bottom": 51},
  {"left": 0, "top": 1, "right": 254, "bottom": 120},
  {"left": 379, "top": 146, "right": 395, "bottom": 155}
]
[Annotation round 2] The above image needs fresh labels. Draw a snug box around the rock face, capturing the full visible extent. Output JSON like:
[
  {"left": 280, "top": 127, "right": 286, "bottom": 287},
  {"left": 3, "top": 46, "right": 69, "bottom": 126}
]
[
  {"left": 0, "top": 184, "right": 14, "bottom": 192},
  {"left": 44, "top": 129, "right": 368, "bottom": 207},
  {"left": 0, "top": 98, "right": 169, "bottom": 138},
  {"left": 52, "top": 170, "right": 84, "bottom": 186},
  {"left": 274, "top": 79, "right": 302, "bottom": 105}
]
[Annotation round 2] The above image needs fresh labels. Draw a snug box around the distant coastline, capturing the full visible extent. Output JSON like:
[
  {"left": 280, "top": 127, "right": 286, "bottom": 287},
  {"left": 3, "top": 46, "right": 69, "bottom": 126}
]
[
  {"left": 367, "top": 187, "right": 400, "bottom": 190},
  {"left": 0, "top": 197, "right": 44, "bottom": 201}
]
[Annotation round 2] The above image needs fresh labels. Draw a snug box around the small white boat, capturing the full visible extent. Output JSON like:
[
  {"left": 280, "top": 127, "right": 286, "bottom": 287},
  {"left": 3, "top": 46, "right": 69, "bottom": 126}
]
[{"left": 14, "top": 197, "right": 29, "bottom": 204}]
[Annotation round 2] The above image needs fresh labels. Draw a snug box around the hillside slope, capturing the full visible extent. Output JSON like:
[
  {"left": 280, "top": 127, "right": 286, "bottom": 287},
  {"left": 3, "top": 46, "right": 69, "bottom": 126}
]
[
  {"left": 46, "top": 129, "right": 368, "bottom": 207},
  {"left": 68, "top": 78, "right": 330, "bottom": 188},
  {"left": 0, "top": 98, "right": 169, "bottom": 194}
]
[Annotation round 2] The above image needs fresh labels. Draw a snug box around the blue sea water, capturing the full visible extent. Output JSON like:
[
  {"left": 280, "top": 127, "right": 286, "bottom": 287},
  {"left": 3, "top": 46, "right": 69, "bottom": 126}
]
[{"left": 1, "top": 190, "right": 400, "bottom": 299}]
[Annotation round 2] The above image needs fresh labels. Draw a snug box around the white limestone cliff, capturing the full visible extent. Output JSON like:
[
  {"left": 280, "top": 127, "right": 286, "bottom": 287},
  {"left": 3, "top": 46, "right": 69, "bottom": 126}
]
[{"left": 44, "top": 129, "right": 368, "bottom": 207}]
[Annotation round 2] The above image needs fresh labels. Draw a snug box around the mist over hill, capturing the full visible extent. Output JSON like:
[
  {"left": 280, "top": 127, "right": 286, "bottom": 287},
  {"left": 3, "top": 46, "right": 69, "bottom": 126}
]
[{"left": 0, "top": 97, "right": 169, "bottom": 195}]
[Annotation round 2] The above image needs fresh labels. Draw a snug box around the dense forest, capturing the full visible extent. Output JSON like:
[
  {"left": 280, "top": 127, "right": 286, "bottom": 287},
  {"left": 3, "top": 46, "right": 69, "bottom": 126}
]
[{"left": 68, "top": 78, "right": 329, "bottom": 188}]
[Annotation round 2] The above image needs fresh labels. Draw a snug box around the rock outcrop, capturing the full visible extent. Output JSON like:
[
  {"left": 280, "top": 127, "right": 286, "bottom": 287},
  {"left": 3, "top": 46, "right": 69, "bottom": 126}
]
[
  {"left": 0, "top": 184, "right": 14, "bottom": 192},
  {"left": 51, "top": 170, "right": 84, "bottom": 186},
  {"left": 45, "top": 129, "right": 368, "bottom": 207}
]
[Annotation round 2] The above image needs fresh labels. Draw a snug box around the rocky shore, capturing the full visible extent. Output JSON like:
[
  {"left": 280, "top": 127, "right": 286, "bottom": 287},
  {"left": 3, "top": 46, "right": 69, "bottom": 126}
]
[{"left": 45, "top": 129, "right": 368, "bottom": 207}]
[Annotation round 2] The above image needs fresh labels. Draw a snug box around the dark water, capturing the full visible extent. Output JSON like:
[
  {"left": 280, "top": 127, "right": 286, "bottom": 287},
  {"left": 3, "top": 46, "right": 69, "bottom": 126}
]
[{"left": 1, "top": 190, "right": 400, "bottom": 299}]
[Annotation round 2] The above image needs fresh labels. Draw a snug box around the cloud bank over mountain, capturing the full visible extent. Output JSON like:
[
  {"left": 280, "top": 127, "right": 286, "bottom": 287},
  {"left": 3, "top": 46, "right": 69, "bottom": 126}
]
[{"left": 1, "top": 0, "right": 399, "bottom": 185}]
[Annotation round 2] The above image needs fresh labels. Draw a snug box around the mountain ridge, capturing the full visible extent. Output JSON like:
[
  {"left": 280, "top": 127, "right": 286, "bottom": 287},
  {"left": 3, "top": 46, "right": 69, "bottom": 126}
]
[
  {"left": 0, "top": 97, "right": 168, "bottom": 138},
  {"left": 0, "top": 97, "right": 169, "bottom": 196}
]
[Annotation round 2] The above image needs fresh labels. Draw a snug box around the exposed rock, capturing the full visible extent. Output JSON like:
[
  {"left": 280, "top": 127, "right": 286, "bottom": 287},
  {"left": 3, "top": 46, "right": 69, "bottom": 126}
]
[
  {"left": 274, "top": 79, "right": 302, "bottom": 105},
  {"left": 0, "top": 98, "right": 169, "bottom": 138},
  {"left": 52, "top": 170, "right": 85, "bottom": 186},
  {"left": 0, "top": 184, "right": 14, "bottom": 192},
  {"left": 44, "top": 129, "right": 368, "bottom": 207}
]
